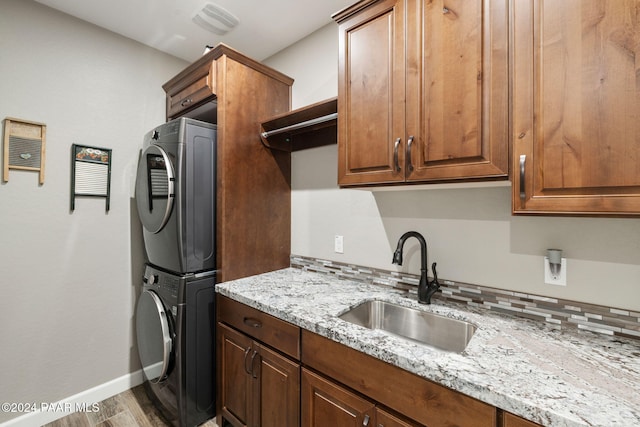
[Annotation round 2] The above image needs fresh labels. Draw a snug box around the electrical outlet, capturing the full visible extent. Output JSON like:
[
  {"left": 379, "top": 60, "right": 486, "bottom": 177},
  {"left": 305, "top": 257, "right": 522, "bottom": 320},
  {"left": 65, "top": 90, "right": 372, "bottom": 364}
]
[
  {"left": 334, "top": 235, "right": 344, "bottom": 253},
  {"left": 544, "top": 257, "right": 567, "bottom": 286}
]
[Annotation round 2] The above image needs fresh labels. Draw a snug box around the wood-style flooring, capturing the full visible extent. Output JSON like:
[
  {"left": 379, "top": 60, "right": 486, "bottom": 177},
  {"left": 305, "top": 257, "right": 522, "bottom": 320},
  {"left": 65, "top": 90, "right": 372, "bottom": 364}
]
[{"left": 42, "top": 385, "right": 218, "bottom": 427}]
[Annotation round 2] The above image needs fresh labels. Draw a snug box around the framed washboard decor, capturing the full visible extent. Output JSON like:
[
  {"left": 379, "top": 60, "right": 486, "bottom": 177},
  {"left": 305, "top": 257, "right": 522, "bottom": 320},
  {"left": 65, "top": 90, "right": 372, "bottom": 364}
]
[
  {"left": 3, "top": 117, "right": 47, "bottom": 184},
  {"left": 70, "top": 144, "right": 112, "bottom": 211}
]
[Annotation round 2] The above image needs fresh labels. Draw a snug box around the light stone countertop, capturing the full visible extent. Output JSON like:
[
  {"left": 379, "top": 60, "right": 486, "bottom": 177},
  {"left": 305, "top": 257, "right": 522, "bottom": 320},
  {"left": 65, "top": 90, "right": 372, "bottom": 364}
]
[{"left": 215, "top": 268, "right": 640, "bottom": 427}]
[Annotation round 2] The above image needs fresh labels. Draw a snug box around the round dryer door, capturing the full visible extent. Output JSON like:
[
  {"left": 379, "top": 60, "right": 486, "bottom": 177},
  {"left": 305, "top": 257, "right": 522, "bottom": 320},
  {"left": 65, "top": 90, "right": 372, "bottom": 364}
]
[
  {"left": 135, "top": 145, "right": 175, "bottom": 233},
  {"left": 136, "top": 289, "right": 174, "bottom": 383}
]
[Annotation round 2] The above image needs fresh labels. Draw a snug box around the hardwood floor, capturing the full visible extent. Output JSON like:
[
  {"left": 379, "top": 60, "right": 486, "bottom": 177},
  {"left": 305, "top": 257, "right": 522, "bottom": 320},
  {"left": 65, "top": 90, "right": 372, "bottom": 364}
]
[{"left": 43, "top": 385, "right": 218, "bottom": 427}]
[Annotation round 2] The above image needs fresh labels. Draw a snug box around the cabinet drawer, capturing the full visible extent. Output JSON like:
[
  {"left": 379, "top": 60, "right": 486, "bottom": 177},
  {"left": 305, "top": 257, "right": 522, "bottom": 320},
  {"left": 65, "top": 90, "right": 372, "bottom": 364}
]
[
  {"left": 166, "top": 61, "right": 216, "bottom": 119},
  {"left": 502, "top": 412, "right": 542, "bottom": 427},
  {"left": 218, "top": 295, "right": 300, "bottom": 360},
  {"left": 302, "top": 330, "right": 495, "bottom": 427}
]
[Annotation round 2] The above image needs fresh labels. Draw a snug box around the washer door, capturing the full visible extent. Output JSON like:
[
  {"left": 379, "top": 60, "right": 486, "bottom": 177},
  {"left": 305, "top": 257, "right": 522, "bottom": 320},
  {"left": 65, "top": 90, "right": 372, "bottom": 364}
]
[
  {"left": 136, "top": 289, "right": 174, "bottom": 383},
  {"left": 135, "top": 145, "right": 175, "bottom": 234}
]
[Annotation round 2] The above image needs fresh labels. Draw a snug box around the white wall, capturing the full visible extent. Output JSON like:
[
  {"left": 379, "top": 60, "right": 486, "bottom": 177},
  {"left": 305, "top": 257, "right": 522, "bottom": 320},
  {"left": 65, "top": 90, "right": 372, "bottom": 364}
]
[
  {"left": 0, "top": 0, "right": 187, "bottom": 423},
  {"left": 265, "top": 24, "right": 640, "bottom": 312}
]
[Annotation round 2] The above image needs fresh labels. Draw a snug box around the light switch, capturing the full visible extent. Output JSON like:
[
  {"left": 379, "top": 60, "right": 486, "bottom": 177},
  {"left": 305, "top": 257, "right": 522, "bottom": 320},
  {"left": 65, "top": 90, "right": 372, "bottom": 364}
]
[{"left": 334, "top": 235, "right": 344, "bottom": 253}]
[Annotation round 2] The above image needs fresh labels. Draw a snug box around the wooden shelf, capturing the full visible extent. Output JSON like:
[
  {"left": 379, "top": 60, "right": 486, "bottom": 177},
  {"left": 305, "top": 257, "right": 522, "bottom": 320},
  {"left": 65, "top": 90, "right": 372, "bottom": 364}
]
[{"left": 260, "top": 97, "right": 337, "bottom": 152}]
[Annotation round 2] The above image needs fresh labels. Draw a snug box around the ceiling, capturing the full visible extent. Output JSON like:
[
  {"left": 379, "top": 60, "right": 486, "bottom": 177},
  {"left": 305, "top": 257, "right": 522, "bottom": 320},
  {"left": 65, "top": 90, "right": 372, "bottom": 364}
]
[{"left": 34, "top": 0, "right": 354, "bottom": 63}]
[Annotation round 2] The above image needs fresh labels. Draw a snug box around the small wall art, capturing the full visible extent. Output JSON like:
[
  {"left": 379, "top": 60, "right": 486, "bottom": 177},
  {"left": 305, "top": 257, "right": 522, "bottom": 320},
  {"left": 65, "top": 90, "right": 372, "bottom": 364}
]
[
  {"left": 3, "top": 117, "right": 47, "bottom": 184},
  {"left": 70, "top": 144, "right": 112, "bottom": 211}
]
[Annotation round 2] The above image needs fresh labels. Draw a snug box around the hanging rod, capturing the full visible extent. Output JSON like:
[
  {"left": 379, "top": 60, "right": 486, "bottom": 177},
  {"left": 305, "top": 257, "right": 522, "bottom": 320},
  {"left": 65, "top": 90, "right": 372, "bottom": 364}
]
[{"left": 260, "top": 113, "right": 338, "bottom": 139}]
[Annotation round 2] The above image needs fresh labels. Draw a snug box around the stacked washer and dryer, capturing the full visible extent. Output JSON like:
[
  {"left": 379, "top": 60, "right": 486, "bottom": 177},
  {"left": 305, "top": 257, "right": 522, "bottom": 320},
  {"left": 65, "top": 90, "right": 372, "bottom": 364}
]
[{"left": 134, "top": 118, "right": 217, "bottom": 426}]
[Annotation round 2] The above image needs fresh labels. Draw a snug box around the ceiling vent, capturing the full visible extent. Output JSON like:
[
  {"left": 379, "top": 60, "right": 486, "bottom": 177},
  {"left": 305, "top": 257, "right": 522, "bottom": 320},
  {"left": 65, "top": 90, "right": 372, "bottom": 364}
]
[{"left": 192, "top": 3, "right": 239, "bottom": 36}]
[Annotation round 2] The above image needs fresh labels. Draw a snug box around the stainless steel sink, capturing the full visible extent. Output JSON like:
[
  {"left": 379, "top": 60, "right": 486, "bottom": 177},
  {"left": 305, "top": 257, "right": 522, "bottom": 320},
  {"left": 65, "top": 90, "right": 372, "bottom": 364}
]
[{"left": 339, "top": 300, "right": 476, "bottom": 353}]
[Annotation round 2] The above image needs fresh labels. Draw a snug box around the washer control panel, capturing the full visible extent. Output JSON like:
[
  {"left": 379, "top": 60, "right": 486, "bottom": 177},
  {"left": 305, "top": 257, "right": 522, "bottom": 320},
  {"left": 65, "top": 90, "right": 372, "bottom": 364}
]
[{"left": 143, "top": 267, "right": 179, "bottom": 301}]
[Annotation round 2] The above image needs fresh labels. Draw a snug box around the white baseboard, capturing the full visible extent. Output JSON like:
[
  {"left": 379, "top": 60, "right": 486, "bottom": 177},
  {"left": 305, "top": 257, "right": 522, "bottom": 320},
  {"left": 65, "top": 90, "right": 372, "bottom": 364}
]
[{"left": 0, "top": 369, "right": 145, "bottom": 427}]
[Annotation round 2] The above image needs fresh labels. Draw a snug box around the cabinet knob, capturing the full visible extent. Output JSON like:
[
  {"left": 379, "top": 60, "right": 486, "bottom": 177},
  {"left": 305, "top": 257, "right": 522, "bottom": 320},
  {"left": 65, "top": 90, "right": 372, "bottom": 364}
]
[{"left": 362, "top": 414, "right": 370, "bottom": 426}]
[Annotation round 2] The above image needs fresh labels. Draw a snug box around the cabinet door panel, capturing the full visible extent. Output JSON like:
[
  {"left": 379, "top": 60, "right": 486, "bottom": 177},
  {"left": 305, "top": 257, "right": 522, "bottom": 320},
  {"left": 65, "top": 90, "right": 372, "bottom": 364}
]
[
  {"left": 423, "top": 0, "right": 483, "bottom": 162},
  {"left": 408, "top": 0, "right": 509, "bottom": 181},
  {"left": 348, "top": 16, "right": 395, "bottom": 171},
  {"left": 218, "top": 324, "right": 253, "bottom": 426},
  {"left": 258, "top": 344, "right": 300, "bottom": 427},
  {"left": 513, "top": 0, "right": 640, "bottom": 214},
  {"left": 538, "top": 0, "right": 640, "bottom": 190},
  {"left": 302, "top": 368, "right": 375, "bottom": 427},
  {"left": 337, "top": 0, "right": 406, "bottom": 185}
]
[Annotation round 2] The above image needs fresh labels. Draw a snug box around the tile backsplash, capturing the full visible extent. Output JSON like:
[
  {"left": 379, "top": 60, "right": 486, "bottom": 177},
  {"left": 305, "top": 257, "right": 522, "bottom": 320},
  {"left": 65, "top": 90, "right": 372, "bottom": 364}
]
[{"left": 291, "top": 255, "right": 640, "bottom": 341}]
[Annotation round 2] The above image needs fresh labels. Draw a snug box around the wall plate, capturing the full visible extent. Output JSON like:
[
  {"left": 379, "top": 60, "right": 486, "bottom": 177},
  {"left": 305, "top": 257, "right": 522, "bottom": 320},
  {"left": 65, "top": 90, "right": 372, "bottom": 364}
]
[{"left": 544, "top": 257, "right": 566, "bottom": 286}]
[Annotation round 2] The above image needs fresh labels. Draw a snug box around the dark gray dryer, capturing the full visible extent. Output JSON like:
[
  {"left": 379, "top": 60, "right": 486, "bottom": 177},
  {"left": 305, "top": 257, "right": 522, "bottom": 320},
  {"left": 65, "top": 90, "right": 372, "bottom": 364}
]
[{"left": 135, "top": 118, "right": 217, "bottom": 274}]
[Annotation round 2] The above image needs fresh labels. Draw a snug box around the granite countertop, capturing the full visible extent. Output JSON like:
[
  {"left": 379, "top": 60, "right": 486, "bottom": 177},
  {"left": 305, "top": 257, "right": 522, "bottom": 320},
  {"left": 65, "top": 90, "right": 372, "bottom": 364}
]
[{"left": 215, "top": 268, "right": 640, "bottom": 427}]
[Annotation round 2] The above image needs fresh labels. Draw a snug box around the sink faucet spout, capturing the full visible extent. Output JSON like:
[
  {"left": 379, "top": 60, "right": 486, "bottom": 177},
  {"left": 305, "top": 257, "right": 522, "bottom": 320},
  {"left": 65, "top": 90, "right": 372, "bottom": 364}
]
[{"left": 392, "top": 231, "right": 440, "bottom": 304}]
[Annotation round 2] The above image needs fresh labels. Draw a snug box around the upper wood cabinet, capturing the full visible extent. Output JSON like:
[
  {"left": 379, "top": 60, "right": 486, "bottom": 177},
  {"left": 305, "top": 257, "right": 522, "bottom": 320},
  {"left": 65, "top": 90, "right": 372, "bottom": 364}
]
[
  {"left": 333, "top": 0, "right": 509, "bottom": 186},
  {"left": 334, "top": 0, "right": 406, "bottom": 185},
  {"left": 164, "top": 60, "right": 216, "bottom": 120},
  {"left": 162, "top": 45, "right": 294, "bottom": 282},
  {"left": 512, "top": 0, "right": 640, "bottom": 215}
]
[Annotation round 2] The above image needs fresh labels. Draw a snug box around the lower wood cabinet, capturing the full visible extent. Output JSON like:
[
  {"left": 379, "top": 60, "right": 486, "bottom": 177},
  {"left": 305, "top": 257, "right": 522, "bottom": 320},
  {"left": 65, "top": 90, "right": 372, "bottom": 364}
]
[
  {"left": 502, "top": 412, "right": 541, "bottom": 427},
  {"left": 217, "top": 296, "right": 543, "bottom": 427},
  {"left": 302, "top": 368, "right": 374, "bottom": 427},
  {"left": 217, "top": 296, "right": 300, "bottom": 427},
  {"left": 302, "top": 368, "right": 419, "bottom": 427},
  {"left": 302, "top": 330, "right": 495, "bottom": 427}
]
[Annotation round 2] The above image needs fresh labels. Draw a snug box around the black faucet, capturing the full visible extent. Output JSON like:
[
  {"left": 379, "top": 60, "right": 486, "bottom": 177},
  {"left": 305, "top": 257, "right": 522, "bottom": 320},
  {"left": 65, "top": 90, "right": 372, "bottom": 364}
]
[{"left": 392, "top": 231, "right": 440, "bottom": 304}]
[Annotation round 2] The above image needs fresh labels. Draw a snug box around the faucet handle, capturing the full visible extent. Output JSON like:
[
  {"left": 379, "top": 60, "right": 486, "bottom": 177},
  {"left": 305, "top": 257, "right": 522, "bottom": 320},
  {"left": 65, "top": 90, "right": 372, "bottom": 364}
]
[{"left": 430, "top": 262, "right": 440, "bottom": 288}]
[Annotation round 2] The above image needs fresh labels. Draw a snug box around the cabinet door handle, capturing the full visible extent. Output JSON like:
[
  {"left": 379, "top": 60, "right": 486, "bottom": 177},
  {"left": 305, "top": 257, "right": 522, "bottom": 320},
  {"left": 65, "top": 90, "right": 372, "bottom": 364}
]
[
  {"left": 393, "top": 138, "right": 402, "bottom": 172},
  {"left": 243, "top": 347, "right": 252, "bottom": 375},
  {"left": 250, "top": 350, "right": 260, "bottom": 379},
  {"left": 407, "top": 135, "right": 414, "bottom": 172},
  {"left": 180, "top": 98, "right": 193, "bottom": 107},
  {"left": 243, "top": 317, "right": 263, "bottom": 328},
  {"left": 519, "top": 155, "right": 526, "bottom": 200},
  {"left": 362, "top": 414, "right": 370, "bottom": 426}
]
